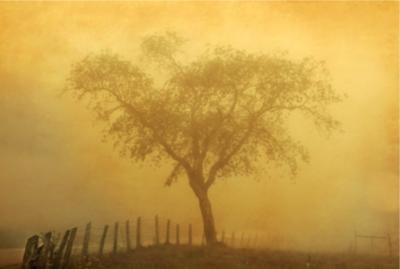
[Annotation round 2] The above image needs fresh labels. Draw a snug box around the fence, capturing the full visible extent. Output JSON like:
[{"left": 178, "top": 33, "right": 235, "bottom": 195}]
[
  {"left": 20, "top": 215, "right": 258, "bottom": 269},
  {"left": 351, "top": 232, "right": 396, "bottom": 256}
]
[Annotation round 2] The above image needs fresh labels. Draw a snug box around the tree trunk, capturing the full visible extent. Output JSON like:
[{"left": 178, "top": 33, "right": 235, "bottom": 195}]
[{"left": 196, "top": 189, "right": 217, "bottom": 245}]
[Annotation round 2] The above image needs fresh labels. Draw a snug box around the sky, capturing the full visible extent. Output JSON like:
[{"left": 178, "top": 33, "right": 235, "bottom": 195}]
[{"left": 0, "top": 2, "right": 398, "bottom": 253}]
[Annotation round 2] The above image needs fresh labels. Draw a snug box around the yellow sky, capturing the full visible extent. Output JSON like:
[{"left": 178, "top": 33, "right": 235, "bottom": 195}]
[{"left": 0, "top": 2, "right": 398, "bottom": 251}]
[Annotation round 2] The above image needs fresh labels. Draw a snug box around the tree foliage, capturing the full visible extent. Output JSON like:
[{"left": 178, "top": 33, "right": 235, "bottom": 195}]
[{"left": 66, "top": 32, "right": 341, "bottom": 189}]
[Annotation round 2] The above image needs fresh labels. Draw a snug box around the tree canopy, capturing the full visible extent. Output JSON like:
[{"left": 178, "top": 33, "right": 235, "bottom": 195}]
[{"left": 67, "top": 32, "right": 340, "bottom": 189}]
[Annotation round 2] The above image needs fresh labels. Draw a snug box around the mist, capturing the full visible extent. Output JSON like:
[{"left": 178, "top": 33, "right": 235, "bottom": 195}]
[{"left": 0, "top": 2, "right": 398, "bottom": 254}]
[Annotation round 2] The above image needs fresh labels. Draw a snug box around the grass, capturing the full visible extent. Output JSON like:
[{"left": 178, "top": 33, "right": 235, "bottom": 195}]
[
  {"left": 2, "top": 245, "right": 397, "bottom": 269},
  {"left": 81, "top": 245, "right": 398, "bottom": 269}
]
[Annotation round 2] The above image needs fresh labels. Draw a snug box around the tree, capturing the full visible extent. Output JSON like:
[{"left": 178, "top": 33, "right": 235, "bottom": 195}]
[{"left": 66, "top": 32, "right": 341, "bottom": 245}]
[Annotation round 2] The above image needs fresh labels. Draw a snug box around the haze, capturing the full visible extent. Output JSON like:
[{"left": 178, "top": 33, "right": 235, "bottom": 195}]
[{"left": 0, "top": 2, "right": 398, "bottom": 253}]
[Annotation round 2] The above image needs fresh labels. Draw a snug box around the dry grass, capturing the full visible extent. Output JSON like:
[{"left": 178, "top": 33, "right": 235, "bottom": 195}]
[
  {"left": 2, "top": 245, "right": 397, "bottom": 269},
  {"left": 80, "top": 245, "right": 398, "bottom": 269}
]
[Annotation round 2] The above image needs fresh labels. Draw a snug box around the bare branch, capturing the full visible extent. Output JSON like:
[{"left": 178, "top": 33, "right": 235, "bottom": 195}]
[
  {"left": 205, "top": 120, "right": 255, "bottom": 189},
  {"left": 164, "top": 162, "right": 182, "bottom": 186}
]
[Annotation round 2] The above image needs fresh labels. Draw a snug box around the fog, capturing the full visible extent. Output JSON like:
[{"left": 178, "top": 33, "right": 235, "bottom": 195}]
[{"left": 0, "top": 2, "right": 398, "bottom": 253}]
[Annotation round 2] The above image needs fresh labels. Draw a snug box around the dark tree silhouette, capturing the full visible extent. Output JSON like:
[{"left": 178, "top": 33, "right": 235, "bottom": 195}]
[{"left": 66, "top": 32, "right": 341, "bottom": 245}]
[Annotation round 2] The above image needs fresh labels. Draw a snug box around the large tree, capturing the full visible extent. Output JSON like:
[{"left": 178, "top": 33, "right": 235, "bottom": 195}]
[{"left": 66, "top": 32, "right": 341, "bottom": 245}]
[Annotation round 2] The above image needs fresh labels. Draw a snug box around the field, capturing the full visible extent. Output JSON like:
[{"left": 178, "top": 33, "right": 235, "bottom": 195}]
[
  {"left": 11, "top": 245, "right": 394, "bottom": 269},
  {"left": 84, "top": 246, "right": 400, "bottom": 269}
]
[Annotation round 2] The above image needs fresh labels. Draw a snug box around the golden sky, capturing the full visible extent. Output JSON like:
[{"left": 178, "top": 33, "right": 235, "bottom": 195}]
[{"left": 0, "top": 2, "right": 398, "bottom": 252}]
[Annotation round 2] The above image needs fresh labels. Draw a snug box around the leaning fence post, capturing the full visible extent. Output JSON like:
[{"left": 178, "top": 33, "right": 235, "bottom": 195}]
[
  {"left": 154, "top": 215, "right": 160, "bottom": 245},
  {"left": 99, "top": 225, "right": 109, "bottom": 256},
  {"left": 51, "top": 230, "right": 70, "bottom": 269},
  {"left": 165, "top": 219, "right": 171, "bottom": 245},
  {"left": 48, "top": 233, "right": 58, "bottom": 266},
  {"left": 61, "top": 227, "right": 77, "bottom": 269},
  {"left": 188, "top": 224, "right": 192, "bottom": 246},
  {"left": 81, "top": 222, "right": 91, "bottom": 260},
  {"left": 136, "top": 217, "right": 142, "bottom": 248},
  {"left": 176, "top": 224, "right": 180, "bottom": 245},
  {"left": 125, "top": 220, "right": 131, "bottom": 251},
  {"left": 21, "top": 235, "right": 39, "bottom": 269},
  {"left": 38, "top": 232, "right": 52, "bottom": 269},
  {"left": 113, "top": 222, "right": 119, "bottom": 254}
]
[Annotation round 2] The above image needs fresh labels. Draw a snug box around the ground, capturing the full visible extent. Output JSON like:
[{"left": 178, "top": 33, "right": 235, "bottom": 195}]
[
  {"left": 3, "top": 245, "right": 398, "bottom": 269},
  {"left": 87, "top": 246, "right": 396, "bottom": 269}
]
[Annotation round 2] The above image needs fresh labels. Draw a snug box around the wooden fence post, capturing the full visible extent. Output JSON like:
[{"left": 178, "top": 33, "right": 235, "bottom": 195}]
[
  {"left": 113, "top": 222, "right": 119, "bottom": 254},
  {"left": 165, "top": 219, "right": 170, "bottom": 245},
  {"left": 62, "top": 227, "right": 77, "bottom": 269},
  {"left": 21, "top": 235, "right": 39, "bottom": 269},
  {"left": 387, "top": 234, "right": 393, "bottom": 257},
  {"left": 99, "top": 225, "right": 108, "bottom": 256},
  {"left": 354, "top": 232, "right": 358, "bottom": 254},
  {"left": 155, "top": 215, "right": 160, "bottom": 245},
  {"left": 188, "top": 224, "right": 192, "bottom": 246},
  {"left": 38, "top": 232, "right": 52, "bottom": 269},
  {"left": 240, "top": 232, "right": 244, "bottom": 248},
  {"left": 136, "top": 217, "right": 142, "bottom": 248},
  {"left": 221, "top": 230, "right": 225, "bottom": 244},
  {"left": 231, "top": 232, "right": 235, "bottom": 247},
  {"left": 99, "top": 225, "right": 109, "bottom": 256},
  {"left": 201, "top": 232, "right": 205, "bottom": 246},
  {"left": 51, "top": 230, "right": 70, "bottom": 269},
  {"left": 81, "top": 222, "right": 91, "bottom": 260},
  {"left": 48, "top": 233, "right": 58, "bottom": 266},
  {"left": 176, "top": 224, "right": 180, "bottom": 245},
  {"left": 126, "top": 220, "right": 131, "bottom": 251}
]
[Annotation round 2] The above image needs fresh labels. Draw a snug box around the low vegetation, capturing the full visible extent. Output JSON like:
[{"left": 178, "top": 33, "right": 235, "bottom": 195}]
[{"left": 82, "top": 246, "right": 397, "bottom": 269}]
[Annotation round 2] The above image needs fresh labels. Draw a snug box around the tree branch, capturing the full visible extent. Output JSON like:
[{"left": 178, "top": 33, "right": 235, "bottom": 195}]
[
  {"left": 199, "top": 87, "right": 239, "bottom": 162},
  {"left": 98, "top": 86, "right": 193, "bottom": 172},
  {"left": 164, "top": 162, "right": 182, "bottom": 186},
  {"left": 205, "top": 120, "right": 255, "bottom": 189}
]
